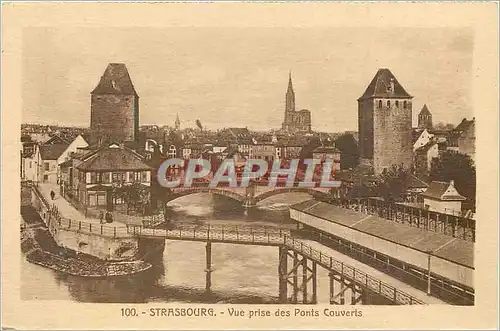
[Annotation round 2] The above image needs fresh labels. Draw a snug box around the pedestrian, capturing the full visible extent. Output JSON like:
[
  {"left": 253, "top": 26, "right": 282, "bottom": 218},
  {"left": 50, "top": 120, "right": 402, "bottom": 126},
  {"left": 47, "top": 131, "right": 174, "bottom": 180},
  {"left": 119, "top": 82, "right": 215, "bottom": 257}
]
[
  {"left": 50, "top": 190, "right": 55, "bottom": 200},
  {"left": 99, "top": 210, "right": 104, "bottom": 224}
]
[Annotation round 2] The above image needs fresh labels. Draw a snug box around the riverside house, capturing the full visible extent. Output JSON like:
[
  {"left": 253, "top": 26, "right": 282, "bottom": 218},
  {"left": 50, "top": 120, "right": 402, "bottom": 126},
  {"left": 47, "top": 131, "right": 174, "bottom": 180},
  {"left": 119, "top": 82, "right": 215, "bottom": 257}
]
[{"left": 71, "top": 143, "right": 153, "bottom": 213}]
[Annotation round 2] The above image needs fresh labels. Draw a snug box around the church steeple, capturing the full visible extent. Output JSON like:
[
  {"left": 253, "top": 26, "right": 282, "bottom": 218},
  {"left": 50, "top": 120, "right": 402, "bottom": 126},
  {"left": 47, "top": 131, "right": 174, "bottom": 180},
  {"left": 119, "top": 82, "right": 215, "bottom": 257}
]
[
  {"left": 175, "top": 113, "right": 181, "bottom": 130},
  {"left": 285, "top": 71, "right": 295, "bottom": 113}
]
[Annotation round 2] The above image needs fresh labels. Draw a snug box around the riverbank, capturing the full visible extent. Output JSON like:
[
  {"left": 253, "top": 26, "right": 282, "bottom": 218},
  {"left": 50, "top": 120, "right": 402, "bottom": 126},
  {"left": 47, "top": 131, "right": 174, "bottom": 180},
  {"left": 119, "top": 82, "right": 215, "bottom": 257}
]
[
  {"left": 21, "top": 208, "right": 152, "bottom": 278},
  {"left": 26, "top": 249, "right": 152, "bottom": 278}
]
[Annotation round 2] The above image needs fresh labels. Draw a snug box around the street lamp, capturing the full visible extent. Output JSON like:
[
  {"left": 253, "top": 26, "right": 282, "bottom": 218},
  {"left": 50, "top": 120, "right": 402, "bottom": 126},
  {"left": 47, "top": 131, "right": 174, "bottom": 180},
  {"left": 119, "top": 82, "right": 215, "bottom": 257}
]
[{"left": 427, "top": 250, "right": 432, "bottom": 295}]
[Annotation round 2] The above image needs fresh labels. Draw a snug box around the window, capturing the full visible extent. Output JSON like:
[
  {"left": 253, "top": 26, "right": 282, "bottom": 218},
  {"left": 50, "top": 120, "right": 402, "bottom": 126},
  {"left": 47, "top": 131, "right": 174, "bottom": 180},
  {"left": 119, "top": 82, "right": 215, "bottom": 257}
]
[
  {"left": 378, "top": 100, "right": 382, "bottom": 108},
  {"left": 29, "top": 161, "right": 32, "bottom": 169},
  {"left": 141, "top": 171, "right": 148, "bottom": 182},
  {"left": 395, "top": 101, "right": 399, "bottom": 108},
  {"left": 386, "top": 100, "right": 390, "bottom": 108},
  {"left": 90, "top": 172, "right": 97, "bottom": 184},
  {"left": 403, "top": 101, "right": 407, "bottom": 109},
  {"left": 43, "top": 174, "right": 48, "bottom": 181},
  {"left": 112, "top": 172, "right": 121, "bottom": 183},
  {"left": 96, "top": 172, "right": 102, "bottom": 183},
  {"left": 44, "top": 162, "right": 50, "bottom": 171},
  {"left": 102, "top": 172, "right": 110, "bottom": 184}
]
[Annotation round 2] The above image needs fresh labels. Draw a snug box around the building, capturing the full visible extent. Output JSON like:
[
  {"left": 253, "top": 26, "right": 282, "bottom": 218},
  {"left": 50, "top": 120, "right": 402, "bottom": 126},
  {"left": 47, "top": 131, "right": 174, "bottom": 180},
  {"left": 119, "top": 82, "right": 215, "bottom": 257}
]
[
  {"left": 39, "top": 144, "right": 68, "bottom": 183},
  {"left": 72, "top": 143, "right": 152, "bottom": 211},
  {"left": 312, "top": 146, "right": 341, "bottom": 172},
  {"left": 358, "top": 68, "right": 413, "bottom": 174},
  {"left": 252, "top": 142, "right": 275, "bottom": 163},
  {"left": 412, "top": 128, "right": 434, "bottom": 151},
  {"left": 21, "top": 143, "right": 40, "bottom": 182},
  {"left": 414, "top": 140, "right": 439, "bottom": 180},
  {"left": 90, "top": 63, "right": 140, "bottom": 143},
  {"left": 417, "top": 104, "right": 433, "bottom": 130},
  {"left": 281, "top": 73, "right": 312, "bottom": 132},
  {"left": 448, "top": 118, "right": 475, "bottom": 161},
  {"left": 420, "top": 180, "right": 466, "bottom": 215}
]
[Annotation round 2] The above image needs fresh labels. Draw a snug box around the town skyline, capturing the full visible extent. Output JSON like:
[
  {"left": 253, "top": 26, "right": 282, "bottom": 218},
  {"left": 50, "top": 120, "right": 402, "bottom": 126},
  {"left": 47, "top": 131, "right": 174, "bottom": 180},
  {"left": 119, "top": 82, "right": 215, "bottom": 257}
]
[{"left": 22, "top": 27, "right": 474, "bottom": 132}]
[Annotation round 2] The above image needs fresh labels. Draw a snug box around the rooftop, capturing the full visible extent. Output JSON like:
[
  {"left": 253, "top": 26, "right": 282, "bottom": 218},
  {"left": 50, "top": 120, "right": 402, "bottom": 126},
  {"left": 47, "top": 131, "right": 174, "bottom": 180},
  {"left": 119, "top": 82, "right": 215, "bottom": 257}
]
[
  {"left": 358, "top": 68, "right": 412, "bottom": 100},
  {"left": 91, "top": 63, "right": 138, "bottom": 96},
  {"left": 76, "top": 145, "right": 152, "bottom": 172},
  {"left": 420, "top": 181, "right": 466, "bottom": 201}
]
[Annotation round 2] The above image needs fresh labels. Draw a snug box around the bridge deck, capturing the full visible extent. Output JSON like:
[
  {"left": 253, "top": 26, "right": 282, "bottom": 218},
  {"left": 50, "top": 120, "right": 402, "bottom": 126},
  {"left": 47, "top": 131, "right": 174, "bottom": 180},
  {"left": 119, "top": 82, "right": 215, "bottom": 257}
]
[
  {"left": 298, "top": 239, "right": 446, "bottom": 304},
  {"left": 291, "top": 200, "right": 473, "bottom": 268},
  {"left": 131, "top": 225, "right": 435, "bottom": 305}
]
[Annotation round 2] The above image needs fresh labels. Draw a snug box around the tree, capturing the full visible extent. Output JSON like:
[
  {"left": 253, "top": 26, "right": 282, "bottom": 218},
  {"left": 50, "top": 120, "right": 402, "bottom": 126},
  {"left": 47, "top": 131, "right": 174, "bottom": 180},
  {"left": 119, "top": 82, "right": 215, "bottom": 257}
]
[
  {"left": 430, "top": 151, "right": 476, "bottom": 210},
  {"left": 335, "top": 133, "right": 359, "bottom": 170},
  {"left": 434, "top": 122, "right": 455, "bottom": 131},
  {"left": 376, "top": 164, "right": 411, "bottom": 202}
]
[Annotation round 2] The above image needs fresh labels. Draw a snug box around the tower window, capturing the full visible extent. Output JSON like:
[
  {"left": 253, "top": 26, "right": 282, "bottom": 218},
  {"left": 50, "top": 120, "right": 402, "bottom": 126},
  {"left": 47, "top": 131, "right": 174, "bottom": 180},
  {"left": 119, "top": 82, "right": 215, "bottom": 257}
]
[
  {"left": 403, "top": 101, "right": 407, "bottom": 109},
  {"left": 387, "top": 100, "right": 390, "bottom": 108},
  {"left": 395, "top": 101, "right": 399, "bottom": 108},
  {"left": 378, "top": 100, "right": 382, "bottom": 108}
]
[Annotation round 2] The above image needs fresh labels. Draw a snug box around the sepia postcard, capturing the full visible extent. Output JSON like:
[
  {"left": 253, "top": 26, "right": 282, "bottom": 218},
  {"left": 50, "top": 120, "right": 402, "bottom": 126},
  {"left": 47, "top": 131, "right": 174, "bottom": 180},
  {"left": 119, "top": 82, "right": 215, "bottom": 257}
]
[{"left": 2, "top": 2, "right": 499, "bottom": 330}]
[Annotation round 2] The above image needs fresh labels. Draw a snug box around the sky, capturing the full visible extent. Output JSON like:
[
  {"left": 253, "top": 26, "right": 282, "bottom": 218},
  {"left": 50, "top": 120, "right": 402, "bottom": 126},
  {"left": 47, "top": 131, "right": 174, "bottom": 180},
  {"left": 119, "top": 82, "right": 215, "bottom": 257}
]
[{"left": 22, "top": 27, "right": 474, "bottom": 132}]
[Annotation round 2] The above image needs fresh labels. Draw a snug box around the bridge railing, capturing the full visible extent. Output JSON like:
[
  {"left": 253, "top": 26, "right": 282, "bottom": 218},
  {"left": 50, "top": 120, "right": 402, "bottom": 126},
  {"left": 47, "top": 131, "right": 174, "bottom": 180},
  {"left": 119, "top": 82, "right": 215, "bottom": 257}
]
[
  {"left": 126, "top": 224, "right": 287, "bottom": 244},
  {"left": 54, "top": 217, "right": 131, "bottom": 238},
  {"left": 283, "top": 236, "right": 424, "bottom": 305}
]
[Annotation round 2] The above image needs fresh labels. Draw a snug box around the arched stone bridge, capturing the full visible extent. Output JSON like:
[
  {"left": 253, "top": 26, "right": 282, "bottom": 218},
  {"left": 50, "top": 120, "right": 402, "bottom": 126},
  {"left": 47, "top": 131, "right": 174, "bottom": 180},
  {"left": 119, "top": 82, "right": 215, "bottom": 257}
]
[{"left": 164, "top": 184, "right": 333, "bottom": 207}]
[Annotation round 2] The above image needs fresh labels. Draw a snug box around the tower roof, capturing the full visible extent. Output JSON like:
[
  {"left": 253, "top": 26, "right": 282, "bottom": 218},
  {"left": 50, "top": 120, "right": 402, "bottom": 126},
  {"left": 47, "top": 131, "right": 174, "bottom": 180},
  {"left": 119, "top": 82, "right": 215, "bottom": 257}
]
[
  {"left": 358, "top": 68, "right": 412, "bottom": 100},
  {"left": 419, "top": 104, "right": 431, "bottom": 115},
  {"left": 91, "top": 63, "right": 138, "bottom": 96},
  {"left": 287, "top": 71, "right": 294, "bottom": 94}
]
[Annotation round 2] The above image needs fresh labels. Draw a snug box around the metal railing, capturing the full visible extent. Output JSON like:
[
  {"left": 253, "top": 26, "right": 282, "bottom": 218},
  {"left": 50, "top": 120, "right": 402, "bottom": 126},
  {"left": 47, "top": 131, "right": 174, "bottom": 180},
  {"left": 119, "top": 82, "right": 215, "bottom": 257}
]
[
  {"left": 127, "top": 224, "right": 423, "bottom": 305},
  {"left": 283, "top": 236, "right": 424, "bottom": 305},
  {"left": 334, "top": 198, "right": 475, "bottom": 242}
]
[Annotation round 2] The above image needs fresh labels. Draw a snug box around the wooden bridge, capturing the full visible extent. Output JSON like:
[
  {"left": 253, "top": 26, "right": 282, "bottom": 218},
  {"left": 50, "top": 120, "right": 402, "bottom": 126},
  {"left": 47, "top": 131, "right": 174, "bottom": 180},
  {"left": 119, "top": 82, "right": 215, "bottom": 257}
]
[{"left": 127, "top": 224, "right": 429, "bottom": 305}]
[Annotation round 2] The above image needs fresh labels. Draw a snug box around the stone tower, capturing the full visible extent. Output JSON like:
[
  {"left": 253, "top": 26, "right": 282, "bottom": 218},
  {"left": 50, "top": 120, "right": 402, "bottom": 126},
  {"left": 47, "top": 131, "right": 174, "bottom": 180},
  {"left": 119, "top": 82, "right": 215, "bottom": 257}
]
[
  {"left": 418, "top": 104, "right": 433, "bottom": 130},
  {"left": 358, "top": 68, "right": 413, "bottom": 174},
  {"left": 90, "top": 63, "right": 139, "bottom": 143}
]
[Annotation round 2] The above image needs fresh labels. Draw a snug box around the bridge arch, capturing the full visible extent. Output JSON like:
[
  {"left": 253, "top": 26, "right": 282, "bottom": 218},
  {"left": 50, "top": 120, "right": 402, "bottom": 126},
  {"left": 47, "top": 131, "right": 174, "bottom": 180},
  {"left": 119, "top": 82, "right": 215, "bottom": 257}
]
[
  {"left": 252, "top": 187, "right": 331, "bottom": 204},
  {"left": 165, "top": 187, "right": 247, "bottom": 203}
]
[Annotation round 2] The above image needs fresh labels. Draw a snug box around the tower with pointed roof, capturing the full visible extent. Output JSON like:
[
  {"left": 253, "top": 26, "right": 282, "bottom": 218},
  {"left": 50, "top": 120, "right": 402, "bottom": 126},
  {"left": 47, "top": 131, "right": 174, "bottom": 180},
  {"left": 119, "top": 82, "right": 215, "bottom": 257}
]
[
  {"left": 358, "top": 68, "right": 413, "bottom": 174},
  {"left": 90, "top": 63, "right": 139, "bottom": 143},
  {"left": 281, "top": 72, "right": 311, "bottom": 132},
  {"left": 418, "top": 104, "right": 433, "bottom": 130}
]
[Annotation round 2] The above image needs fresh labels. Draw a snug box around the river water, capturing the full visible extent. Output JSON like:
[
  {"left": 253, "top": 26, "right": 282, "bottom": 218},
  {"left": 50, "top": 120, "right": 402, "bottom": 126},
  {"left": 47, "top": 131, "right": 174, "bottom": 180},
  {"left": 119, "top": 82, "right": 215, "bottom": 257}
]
[{"left": 22, "top": 193, "right": 340, "bottom": 303}]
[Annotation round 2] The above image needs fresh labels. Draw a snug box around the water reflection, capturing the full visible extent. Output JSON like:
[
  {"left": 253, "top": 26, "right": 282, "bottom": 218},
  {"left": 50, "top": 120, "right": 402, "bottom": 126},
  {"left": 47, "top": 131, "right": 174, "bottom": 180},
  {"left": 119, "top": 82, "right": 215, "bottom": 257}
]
[{"left": 21, "top": 193, "right": 312, "bottom": 303}]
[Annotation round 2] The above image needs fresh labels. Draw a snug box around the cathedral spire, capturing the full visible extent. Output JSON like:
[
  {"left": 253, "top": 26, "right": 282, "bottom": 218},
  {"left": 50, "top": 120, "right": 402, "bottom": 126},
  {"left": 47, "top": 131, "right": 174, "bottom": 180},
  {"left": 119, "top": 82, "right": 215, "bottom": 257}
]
[
  {"left": 175, "top": 113, "right": 181, "bottom": 130},
  {"left": 285, "top": 71, "right": 295, "bottom": 113}
]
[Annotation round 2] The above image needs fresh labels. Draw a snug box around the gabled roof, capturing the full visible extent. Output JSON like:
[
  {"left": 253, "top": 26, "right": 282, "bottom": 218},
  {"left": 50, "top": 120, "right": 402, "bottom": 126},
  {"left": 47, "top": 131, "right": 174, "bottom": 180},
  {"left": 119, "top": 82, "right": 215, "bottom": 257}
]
[
  {"left": 416, "top": 140, "right": 438, "bottom": 154},
  {"left": 40, "top": 143, "right": 69, "bottom": 160},
  {"left": 453, "top": 118, "right": 475, "bottom": 134},
  {"left": 408, "top": 175, "right": 429, "bottom": 189},
  {"left": 91, "top": 63, "right": 138, "bottom": 96},
  {"left": 358, "top": 68, "right": 412, "bottom": 100},
  {"left": 420, "top": 181, "right": 466, "bottom": 201},
  {"left": 44, "top": 134, "right": 70, "bottom": 145},
  {"left": 412, "top": 128, "right": 424, "bottom": 144},
  {"left": 419, "top": 104, "right": 431, "bottom": 115},
  {"left": 76, "top": 145, "right": 152, "bottom": 172}
]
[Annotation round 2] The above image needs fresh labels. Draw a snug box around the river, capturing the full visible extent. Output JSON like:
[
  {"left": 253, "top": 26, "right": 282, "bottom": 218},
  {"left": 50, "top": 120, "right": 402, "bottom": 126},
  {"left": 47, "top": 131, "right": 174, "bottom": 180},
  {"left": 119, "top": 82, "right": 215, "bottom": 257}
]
[{"left": 21, "top": 192, "right": 338, "bottom": 303}]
